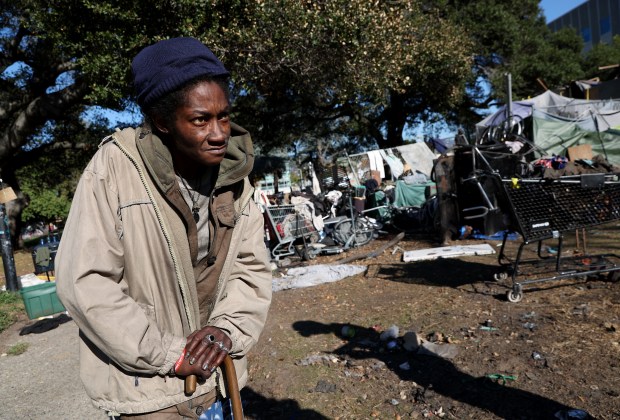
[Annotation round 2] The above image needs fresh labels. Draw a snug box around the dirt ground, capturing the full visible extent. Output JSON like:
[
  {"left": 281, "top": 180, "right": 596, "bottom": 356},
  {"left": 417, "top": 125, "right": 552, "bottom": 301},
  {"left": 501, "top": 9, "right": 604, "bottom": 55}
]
[
  {"left": 241, "top": 222, "right": 620, "bottom": 420},
  {"left": 2, "top": 222, "right": 620, "bottom": 419}
]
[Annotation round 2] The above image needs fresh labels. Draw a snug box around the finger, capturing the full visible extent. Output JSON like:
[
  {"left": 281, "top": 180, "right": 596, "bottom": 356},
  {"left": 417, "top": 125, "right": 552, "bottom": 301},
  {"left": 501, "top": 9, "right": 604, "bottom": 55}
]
[
  {"left": 200, "top": 341, "right": 228, "bottom": 372},
  {"left": 212, "top": 349, "right": 228, "bottom": 371},
  {"left": 186, "top": 330, "right": 214, "bottom": 360}
]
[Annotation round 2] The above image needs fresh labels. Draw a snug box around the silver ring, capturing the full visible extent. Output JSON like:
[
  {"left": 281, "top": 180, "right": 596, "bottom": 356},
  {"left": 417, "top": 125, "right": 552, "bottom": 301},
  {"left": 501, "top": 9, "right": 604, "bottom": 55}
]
[
  {"left": 218, "top": 342, "right": 230, "bottom": 353},
  {"left": 203, "top": 334, "right": 216, "bottom": 345},
  {"left": 202, "top": 362, "right": 209, "bottom": 371}
]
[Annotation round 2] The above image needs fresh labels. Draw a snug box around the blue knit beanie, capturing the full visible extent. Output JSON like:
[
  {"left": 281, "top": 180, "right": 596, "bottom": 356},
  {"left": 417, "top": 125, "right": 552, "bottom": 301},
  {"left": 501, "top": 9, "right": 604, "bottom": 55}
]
[{"left": 132, "top": 37, "right": 230, "bottom": 108}]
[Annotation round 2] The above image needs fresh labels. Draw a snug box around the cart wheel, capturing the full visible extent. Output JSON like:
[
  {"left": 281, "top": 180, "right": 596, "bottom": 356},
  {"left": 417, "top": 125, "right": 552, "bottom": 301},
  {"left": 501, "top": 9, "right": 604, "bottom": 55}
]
[
  {"left": 298, "top": 246, "right": 316, "bottom": 261},
  {"left": 506, "top": 289, "right": 523, "bottom": 303},
  {"left": 333, "top": 219, "right": 373, "bottom": 247},
  {"left": 494, "top": 272, "right": 508, "bottom": 281}
]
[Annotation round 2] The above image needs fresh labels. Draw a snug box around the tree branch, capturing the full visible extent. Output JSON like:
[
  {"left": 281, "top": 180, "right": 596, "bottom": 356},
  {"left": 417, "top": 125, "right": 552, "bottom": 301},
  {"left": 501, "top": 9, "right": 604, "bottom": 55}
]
[{"left": 1, "top": 81, "right": 89, "bottom": 165}]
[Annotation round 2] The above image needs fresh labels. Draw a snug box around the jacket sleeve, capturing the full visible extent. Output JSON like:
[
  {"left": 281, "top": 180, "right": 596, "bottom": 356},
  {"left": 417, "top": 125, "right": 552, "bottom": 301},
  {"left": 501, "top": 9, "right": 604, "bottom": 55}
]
[
  {"left": 208, "top": 198, "right": 273, "bottom": 355},
  {"left": 56, "top": 162, "right": 185, "bottom": 376}
]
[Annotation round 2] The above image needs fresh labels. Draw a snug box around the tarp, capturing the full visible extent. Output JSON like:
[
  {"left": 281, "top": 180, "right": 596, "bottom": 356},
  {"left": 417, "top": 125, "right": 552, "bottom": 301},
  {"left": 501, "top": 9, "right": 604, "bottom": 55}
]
[
  {"left": 475, "top": 90, "right": 620, "bottom": 165},
  {"left": 346, "top": 142, "right": 438, "bottom": 184}
]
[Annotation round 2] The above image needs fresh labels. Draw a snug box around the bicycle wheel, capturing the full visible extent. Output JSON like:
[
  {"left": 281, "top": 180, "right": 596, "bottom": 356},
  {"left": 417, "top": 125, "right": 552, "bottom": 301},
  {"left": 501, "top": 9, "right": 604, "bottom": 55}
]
[{"left": 333, "top": 218, "right": 374, "bottom": 247}]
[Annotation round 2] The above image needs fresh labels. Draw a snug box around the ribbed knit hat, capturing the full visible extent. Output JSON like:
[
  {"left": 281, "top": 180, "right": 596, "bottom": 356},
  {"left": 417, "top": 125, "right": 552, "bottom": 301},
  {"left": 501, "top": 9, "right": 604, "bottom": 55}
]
[{"left": 132, "top": 37, "right": 229, "bottom": 108}]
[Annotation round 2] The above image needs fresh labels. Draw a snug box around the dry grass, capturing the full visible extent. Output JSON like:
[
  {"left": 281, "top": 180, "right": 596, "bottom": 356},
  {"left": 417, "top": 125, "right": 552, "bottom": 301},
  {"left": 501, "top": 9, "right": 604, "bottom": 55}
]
[{"left": 0, "top": 249, "right": 36, "bottom": 289}]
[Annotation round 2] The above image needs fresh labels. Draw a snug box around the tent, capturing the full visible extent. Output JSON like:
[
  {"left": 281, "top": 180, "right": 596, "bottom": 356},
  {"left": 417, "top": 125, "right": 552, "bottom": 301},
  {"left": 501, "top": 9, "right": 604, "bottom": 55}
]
[{"left": 475, "top": 90, "right": 620, "bottom": 165}]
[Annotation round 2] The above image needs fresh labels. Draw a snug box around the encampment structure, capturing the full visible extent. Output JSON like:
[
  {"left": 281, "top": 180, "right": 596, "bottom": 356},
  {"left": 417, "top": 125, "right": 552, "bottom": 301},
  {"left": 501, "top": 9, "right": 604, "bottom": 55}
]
[{"left": 476, "top": 90, "right": 620, "bottom": 165}]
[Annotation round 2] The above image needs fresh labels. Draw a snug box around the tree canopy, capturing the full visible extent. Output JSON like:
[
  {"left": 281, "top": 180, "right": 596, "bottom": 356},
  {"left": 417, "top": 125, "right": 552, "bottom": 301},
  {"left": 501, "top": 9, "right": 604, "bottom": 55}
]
[{"left": 0, "top": 0, "right": 609, "bottom": 243}]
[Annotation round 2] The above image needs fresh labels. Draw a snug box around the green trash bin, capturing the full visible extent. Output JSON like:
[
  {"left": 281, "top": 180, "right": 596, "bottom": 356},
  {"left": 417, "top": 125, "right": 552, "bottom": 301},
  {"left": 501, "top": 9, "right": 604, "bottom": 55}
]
[{"left": 20, "top": 282, "right": 65, "bottom": 319}]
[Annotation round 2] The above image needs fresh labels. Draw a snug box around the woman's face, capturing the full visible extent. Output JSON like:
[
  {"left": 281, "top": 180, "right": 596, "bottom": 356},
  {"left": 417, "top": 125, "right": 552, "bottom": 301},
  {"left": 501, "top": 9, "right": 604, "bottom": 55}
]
[{"left": 159, "top": 80, "right": 231, "bottom": 172}]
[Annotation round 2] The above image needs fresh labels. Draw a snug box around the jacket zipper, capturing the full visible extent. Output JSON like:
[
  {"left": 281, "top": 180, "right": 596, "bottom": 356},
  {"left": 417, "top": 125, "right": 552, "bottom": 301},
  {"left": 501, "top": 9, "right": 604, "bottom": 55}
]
[{"left": 111, "top": 137, "right": 197, "bottom": 332}]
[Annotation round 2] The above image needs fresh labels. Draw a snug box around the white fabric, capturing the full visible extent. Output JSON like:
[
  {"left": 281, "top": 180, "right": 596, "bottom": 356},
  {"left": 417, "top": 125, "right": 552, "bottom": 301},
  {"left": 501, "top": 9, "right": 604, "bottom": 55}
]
[
  {"left": 272, "top": 264, "right": 367, "bottom": 291},
  {"left": 367, "top": 150, "right": 385, "bottom": 179},
  {"left": 310, "top": 165, "right": 322, "bottom": 195},
  {"left": 291, "top": 196, "right": 324, "bottom": 232},
  {"left": 325, "top": 190, "right": 342, "bottom": 217},
  {"left": 397, "top": 143, "right": 437, "bottom": 177},
  {"left": 379, "top": 149, "right": 404, "bottom": 179}
]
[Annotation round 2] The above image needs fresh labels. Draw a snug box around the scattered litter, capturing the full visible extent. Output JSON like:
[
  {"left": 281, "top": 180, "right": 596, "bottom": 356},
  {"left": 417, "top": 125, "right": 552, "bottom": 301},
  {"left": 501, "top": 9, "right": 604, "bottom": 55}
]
[
  {"left": 403, "top": 331, "right": 422, "bottom": 351},
  {"left": 341, "top": 325, "right": 356, "bottom": 338},
  {"left": 386, "top": 340, "right": 399, "bottom": 350},
  {"left": 479, "top": 326, "right": 498, "bottom": 331},
  {"left": 392, "top": 246, "right": 404, "bottom": 255},
  {"left": 272, "top": 264, "right": 366, "bottom": 291},
  {"left": 554, "top": 409, "right": 591, "bottom": 420},
  {"left": 369, "top": 361, "right": 386, "bottom": 371},
  {"left": 380, "top": 325, "right": 399, "bottom": 341},
  {"left": 402, "top": 243, "right": 495, "bottom": 262},
  {"left": 417, "top": 340, "right": 459, "bottom": 359},
  {"left": 18, "top": 273, "right": 47, "bottom": 288},
  {"left": 522, "top": 322, "right": 537, "bottom": 331},
  {"left": 296, "top": 354, "right": 338, "bottom": 366},
  {"left": 531, "top": 351, "right": 544, "bottom": 361},
  {"left": 398, "top": 361, "right": 411, "bottom": 371},
  {"left": 486, "top": 373, "right": 518, "bottom": 385},
  {"left": 390, "top": 399, "right": 400, "bottom": 406},
  {"left": 546, "top": 246, "right": 559, "bottom": 255},
  {"left": 393, "top": 329, "right": 459, "bottom": 359},
  {"left": 312, "top": 380, "right": 336, "bottom": 393},
  {"left": 428, "top": 331, "right": 444, "bottom": 342},
  {"left": 572, "top": 304, "right": 590, "bottom": 316}
]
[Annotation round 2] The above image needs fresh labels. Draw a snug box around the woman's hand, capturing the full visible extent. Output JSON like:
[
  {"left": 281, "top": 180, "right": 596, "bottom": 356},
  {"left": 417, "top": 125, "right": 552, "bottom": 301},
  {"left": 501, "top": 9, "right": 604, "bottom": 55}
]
[{"left": 174, "top": 326, "right": 232, "bottom": 379}]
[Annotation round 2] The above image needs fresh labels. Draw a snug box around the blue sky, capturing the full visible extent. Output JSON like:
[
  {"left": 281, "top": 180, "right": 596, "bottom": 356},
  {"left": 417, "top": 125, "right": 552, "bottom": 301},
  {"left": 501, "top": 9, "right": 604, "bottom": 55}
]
[{"left": 540, "top": 0, "right": 586, "bottom": 22}]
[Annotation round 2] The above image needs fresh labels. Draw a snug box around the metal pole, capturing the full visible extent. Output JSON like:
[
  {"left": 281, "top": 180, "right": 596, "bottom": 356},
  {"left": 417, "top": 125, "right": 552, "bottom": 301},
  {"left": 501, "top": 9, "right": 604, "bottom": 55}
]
[
  {"left": 0, "top": 203, "right": 18, "bottom": 291},
  {"left": 505, "top": 73, "right": 513, "bottom": 127}
]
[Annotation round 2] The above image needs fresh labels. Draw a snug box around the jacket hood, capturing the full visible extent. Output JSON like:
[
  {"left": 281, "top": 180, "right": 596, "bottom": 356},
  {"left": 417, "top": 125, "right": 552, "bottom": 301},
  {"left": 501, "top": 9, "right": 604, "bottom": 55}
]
[{"left": 135, "top": 122, "right": 255, "bottom": 195}]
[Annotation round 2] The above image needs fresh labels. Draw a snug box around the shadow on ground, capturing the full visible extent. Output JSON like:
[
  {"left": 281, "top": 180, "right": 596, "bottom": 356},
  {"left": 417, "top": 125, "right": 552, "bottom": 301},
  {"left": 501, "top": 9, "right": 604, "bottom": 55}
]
[
  {"left": 291, "top": 320, "right": 580, "bottom": 420},
  {"left": 241, "top": 387, "right": 329, "bottom": 420}
]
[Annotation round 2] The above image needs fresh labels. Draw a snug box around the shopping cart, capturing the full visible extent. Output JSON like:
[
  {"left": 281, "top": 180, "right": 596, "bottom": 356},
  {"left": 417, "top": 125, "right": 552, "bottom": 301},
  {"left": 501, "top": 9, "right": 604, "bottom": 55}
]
[
  {"left": 495, "top": 173, "right": 620, "bottom": 302},
  {"left": 263, "top": 203, "right": 320, "bottom": 261}
]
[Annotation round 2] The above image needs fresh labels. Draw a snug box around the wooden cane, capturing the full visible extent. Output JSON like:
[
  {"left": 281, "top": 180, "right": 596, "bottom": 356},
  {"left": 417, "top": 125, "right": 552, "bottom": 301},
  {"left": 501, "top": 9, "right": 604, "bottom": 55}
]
[
  {"left": 184, "top": 355, "right": 243, "bottom": 419},
  {"left": 223, "top": 354, "right": 244, "bottom": 419},
  {"left": 185, "top": 374, "right": 197, "bottom": 395}
]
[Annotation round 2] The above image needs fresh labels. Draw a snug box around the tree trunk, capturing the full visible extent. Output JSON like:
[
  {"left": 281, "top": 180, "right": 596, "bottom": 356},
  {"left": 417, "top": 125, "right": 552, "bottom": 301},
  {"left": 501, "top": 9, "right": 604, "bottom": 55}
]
[
  {"left": 0, "top": 168, "right": 28, "bottom": 249},
  {"left": 384, "top": 92, "right": 407, "bottom": 149}
]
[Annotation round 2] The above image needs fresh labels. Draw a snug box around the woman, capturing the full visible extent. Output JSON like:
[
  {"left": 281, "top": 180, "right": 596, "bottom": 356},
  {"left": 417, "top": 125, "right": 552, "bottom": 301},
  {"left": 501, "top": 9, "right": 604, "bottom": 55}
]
[{"left": 56, "top": 37, "right": 272, "bottom": 419}]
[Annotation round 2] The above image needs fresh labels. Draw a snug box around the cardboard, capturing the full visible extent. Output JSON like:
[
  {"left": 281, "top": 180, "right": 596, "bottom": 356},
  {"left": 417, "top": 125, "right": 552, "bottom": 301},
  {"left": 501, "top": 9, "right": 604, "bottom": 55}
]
[
  {"left": 567, "top": 144, "right": 593, "bottom": 161},
  {"left": 0, "top": 187, "right": 17, "bottom": 204}
]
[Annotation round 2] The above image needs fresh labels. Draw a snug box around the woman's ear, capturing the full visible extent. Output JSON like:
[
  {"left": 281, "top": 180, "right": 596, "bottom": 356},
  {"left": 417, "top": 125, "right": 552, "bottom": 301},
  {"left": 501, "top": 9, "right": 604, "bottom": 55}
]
[{"left": 152, "top": 115, "right": 169, "bottom": 134}]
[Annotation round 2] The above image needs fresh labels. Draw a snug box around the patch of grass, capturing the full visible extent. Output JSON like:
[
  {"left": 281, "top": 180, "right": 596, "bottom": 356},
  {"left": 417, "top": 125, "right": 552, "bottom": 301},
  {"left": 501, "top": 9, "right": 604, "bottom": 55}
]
[
  {"left": 0, "top": 291, "right": 25, "bottom": 333},
  {"left": 7, "top": 342, "right": 29, "bottom": 355}
]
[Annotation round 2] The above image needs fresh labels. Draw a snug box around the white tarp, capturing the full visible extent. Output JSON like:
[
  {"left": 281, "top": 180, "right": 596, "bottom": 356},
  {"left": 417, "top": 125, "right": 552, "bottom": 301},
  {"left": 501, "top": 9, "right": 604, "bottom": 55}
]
[
  {"left": 402, "top": 243, "right": 496, "bottom": 262},
  {"left": 272, "top": 264, "right": 366, "bottom": 291}
]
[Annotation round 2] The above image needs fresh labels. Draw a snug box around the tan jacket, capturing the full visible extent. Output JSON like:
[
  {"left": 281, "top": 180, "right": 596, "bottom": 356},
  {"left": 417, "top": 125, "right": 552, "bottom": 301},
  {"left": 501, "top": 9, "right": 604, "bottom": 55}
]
[{"left": 56, "top": 124, "right": 272, "bottom": 414}]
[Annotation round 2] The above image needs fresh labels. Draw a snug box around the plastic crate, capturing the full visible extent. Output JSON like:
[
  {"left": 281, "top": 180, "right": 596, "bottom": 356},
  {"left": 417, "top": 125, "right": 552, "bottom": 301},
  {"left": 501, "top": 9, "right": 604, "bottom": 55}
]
[{"left": 20, "top": 282, "right": 66, "bottom": 319}]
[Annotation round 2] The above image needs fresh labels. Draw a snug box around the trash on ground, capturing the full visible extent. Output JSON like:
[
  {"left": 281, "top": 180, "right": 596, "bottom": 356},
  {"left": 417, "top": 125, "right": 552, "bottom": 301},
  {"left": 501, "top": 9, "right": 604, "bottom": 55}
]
[
  {"left": 402, "top": 243, "right": 495, "bottom": 262},
  {"left": 486, "top": 373, "right": 518, "bottom": 385},
  {"left": 554, "top": 409, "right": 591, "bottom": 420},
  {"left": 380, "top": 324, "right": 399, "bottom": 341},
  {"left": 312, "top": 379, "right": 337, "bottom": 393},
  {"left": 272, "top": 264, "right": 366, "bottom": 291}
]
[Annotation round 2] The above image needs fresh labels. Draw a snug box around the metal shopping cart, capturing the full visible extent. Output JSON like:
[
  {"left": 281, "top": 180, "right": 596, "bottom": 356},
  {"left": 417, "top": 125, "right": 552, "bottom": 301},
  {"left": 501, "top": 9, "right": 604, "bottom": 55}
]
[
  {"left": 495, "top": 173, "right": 620, "bottom": 302},
  {"left": 263, "top": 203, "right": 320, "bottom": 261}
]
